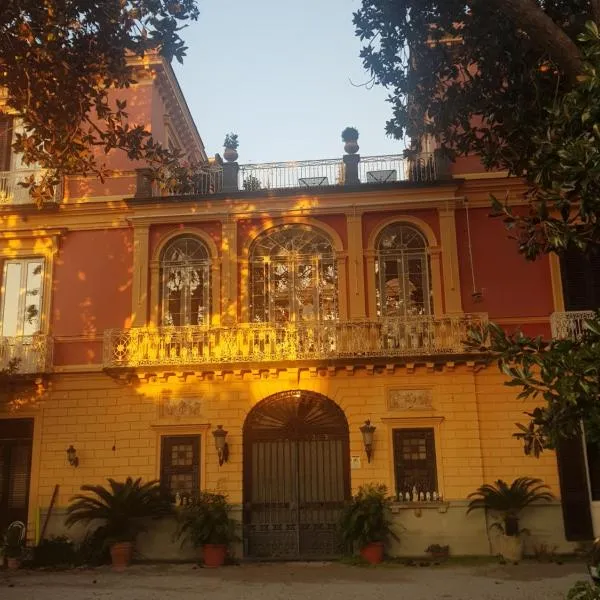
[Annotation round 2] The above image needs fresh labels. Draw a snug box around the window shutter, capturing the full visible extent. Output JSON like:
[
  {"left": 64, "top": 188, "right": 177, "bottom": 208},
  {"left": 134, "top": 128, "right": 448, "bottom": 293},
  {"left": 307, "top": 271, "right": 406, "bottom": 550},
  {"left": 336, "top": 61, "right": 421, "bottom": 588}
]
[
  {"left": 0, "top": 115, "right": 13, "bottom": 172},
  {"left": 556, "top": 434, "right": 594, "bottom": 541},
  {"left": 8, "top": 444, "right": 31, "bottom": 509}
]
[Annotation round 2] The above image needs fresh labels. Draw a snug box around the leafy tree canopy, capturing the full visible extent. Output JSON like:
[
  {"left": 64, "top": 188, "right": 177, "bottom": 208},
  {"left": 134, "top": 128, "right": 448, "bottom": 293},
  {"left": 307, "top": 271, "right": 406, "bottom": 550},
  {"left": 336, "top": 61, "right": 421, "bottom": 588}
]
[
  {"left": 0, "top": 0, "right": 201, "bottom": 204},
  {"left": 355, "top": 2, "right": 600, "bottom": 452},
  {"left": 354, "top": 1, "right": 600, "bottom": 258}
]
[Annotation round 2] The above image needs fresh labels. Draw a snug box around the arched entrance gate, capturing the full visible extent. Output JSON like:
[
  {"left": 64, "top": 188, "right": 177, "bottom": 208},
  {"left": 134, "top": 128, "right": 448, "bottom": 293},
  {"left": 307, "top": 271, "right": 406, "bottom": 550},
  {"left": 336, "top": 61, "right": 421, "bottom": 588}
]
[{"left": 243, "top": 391, "right": 350, "bottom": 559}]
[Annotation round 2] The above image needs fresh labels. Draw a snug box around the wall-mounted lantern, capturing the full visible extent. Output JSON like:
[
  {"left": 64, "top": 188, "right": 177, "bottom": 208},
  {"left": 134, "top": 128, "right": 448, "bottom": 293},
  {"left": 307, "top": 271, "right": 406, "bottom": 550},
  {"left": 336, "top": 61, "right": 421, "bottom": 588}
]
[
  {"left": 212, "top": 425, "right": 229, "bottom": 466},
  {"left": 360, "top": 420, "right": 376, "bottom": 463},
  {"left": 66, "top": 445, "right": 79, "bottom": 467}
]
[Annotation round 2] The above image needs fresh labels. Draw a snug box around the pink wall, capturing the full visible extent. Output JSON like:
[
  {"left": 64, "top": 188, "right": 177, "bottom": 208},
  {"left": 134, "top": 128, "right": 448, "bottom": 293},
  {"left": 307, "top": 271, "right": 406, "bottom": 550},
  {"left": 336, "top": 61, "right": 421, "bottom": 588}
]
[
  {"left": 455, "top": 207, "right": 554, "bottom": 319},
  {"left": 52, "top": 229, "right": 134, "bottom": 337}
]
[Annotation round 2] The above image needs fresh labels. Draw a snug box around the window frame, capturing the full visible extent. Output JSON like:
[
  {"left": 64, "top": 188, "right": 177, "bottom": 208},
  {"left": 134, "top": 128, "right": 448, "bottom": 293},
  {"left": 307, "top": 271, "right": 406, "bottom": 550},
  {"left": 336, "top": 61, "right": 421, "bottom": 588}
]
[
  {"left": 374, "top": 223, "right": 432, "bottom": 318},
  {"left": 382, "top": 422, "right": 445, "bottom": 501},
  {"left": 0, "top": 256, "right": 46, "bottom": 338},
  {"left": 160, "top": 434, "right": 201, "bottom": 500},
  {"left": 149, "top": 228, "right": 220, "bottom": 328},
  {"left": 248, "top": 224, "right": 339, "bottom": 323},
  {"left": 158, "top": 235, "right": 212, "bottom": 327}
]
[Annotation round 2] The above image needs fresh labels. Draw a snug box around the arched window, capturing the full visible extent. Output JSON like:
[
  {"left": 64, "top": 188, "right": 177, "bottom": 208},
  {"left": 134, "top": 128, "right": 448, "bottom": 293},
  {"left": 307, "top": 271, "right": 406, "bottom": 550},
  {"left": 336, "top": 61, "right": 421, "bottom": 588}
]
[
  {"left": 249, "top": 225, "right": 338, "bottom": 323},
  {"left": 375, "top": 223, "right": 431, "bottom": 317},
  {"left": 160, "top": 236, "right": 210, "bottom": 326}
]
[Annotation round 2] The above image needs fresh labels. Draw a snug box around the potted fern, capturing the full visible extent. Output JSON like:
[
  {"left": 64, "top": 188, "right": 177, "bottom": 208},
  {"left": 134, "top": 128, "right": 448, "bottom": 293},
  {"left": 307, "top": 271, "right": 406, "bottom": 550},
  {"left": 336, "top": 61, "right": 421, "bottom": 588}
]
[
  {"left": 66, "top": 478, "right": 171, "bottom": 571},
  {"left": 338, "top": 483, "right": 398, "bottom": 564},
  {"left": 467, "top": 477, "right": 553, "bottom": 562},
  {"left": 176, "top": 491, "right": 239, "bottom": 567}
]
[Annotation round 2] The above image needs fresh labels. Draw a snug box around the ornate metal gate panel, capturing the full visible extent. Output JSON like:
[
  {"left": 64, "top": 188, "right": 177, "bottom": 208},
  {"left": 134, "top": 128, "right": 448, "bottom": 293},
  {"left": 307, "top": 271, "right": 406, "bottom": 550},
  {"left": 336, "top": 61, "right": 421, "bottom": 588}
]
[{"left": 243, "top": 391, "right": 350, "bottom": 559}]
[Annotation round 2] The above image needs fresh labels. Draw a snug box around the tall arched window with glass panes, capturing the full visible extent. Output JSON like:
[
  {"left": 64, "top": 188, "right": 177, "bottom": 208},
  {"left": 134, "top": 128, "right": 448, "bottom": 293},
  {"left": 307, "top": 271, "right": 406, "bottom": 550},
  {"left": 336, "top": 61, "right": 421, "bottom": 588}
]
[
  {"left": 160, "top": 236, "right": 211, "bottom": 326},
  {"left": 249, "top": 225, "right": 338, "bottom": 323},
  {"left": 375, "top": 223, "right": 432, "bottom": 317}
]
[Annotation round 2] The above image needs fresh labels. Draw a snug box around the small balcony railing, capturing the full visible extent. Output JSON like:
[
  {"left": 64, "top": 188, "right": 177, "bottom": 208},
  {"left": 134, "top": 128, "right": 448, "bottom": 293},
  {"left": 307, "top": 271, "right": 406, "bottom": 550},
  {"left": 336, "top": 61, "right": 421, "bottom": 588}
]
[
  {"left": 0, "top": 335, "right": 54, "bottom": 374},
  {"left": 0, "top": 169, "right": 59, "bottom": 205},
  {"left": 550, "top": 311, "right": 596, "bottom": 339},
  {"left": 237, "top": 153, "right": 437, "bottom": 192},
  {"left": 103, "top": 314, "right": 487, "bottom": 369}
]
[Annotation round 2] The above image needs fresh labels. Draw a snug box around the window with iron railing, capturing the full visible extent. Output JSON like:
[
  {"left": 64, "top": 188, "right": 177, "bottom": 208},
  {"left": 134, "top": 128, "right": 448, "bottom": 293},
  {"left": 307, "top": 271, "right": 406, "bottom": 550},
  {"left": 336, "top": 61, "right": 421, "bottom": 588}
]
[
  {"left": 160, "top": 435, "right": 200, "bottom": 500},
  {"left": 393, "top": 428, "right": 438, "bottom": 500}
]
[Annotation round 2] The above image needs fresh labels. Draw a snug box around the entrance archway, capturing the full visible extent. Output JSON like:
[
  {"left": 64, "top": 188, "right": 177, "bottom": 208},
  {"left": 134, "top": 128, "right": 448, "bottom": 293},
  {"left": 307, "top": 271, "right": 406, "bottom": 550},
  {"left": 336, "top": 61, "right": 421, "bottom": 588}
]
[{"left": 243, "top": 390, "right": 350, "bottom": 559}]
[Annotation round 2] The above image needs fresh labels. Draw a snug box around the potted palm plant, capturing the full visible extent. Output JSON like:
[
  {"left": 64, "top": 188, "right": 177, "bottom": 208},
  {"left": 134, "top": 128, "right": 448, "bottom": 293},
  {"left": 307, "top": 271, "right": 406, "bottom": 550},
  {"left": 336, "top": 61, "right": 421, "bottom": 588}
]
[
  {"left": 176, "top": 491, "right": 239, "bottom": 567},
  {"left": 223, "top": 133, "right": 239, "bottom": 162},
  {"left": 3, "top": 526, "right": 25, "bottom": 570},
  {"left": 341, "top": 127, "right": 359, "bottom": 154},
  {"left": 66, "top": 477, "right": 171, "bottom": 571},
  {"left": 339, "top": 483, "right": 398, "bottom": 564},
  {"left": 467, "top": 477, "right": 553, "bottom": 562}
]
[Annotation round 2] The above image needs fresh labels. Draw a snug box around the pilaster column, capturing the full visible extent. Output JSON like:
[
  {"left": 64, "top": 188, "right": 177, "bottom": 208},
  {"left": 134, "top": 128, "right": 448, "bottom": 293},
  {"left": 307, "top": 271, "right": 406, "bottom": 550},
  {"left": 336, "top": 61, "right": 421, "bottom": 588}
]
[
  {"left": 438, "top": 207, "right": 463, "bottom": 314},
  {"left": 336, "top": 252, "right": 349, "bottom": 320},
  {"left": 221, "top": 220, "right": 238, "bottom": 324},
  {"left": 131, "top": 224, "right": 150, "bottom": 326},
  {"left": 346, "top": 214, "right": 366, "bottom": 319}
]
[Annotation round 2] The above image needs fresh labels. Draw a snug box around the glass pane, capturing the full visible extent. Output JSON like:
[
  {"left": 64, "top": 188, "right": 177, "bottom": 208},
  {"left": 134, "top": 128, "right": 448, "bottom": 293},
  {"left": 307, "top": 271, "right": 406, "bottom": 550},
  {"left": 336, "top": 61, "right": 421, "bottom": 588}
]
[
  {"left": 1, "top": 262, "right": 22, "bottom": 337},
  {"left": 23, "top": 260, "right": 43, "bottom": 335}
]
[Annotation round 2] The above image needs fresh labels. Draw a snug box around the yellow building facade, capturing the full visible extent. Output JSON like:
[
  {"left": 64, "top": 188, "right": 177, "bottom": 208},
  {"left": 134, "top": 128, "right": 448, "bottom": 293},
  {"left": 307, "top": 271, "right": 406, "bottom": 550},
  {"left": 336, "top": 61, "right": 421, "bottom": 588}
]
[{"left": 0, "top": 60, "right": 580, "bottom": 559}]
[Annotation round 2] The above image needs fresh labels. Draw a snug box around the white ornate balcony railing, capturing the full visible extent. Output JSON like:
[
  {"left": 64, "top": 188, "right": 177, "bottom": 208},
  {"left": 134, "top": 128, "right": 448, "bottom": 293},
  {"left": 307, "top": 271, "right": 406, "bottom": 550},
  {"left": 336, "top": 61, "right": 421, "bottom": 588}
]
[
  {"left": 103, "top": 314, "right": 487, "bottom": 369},
  {"left": 0, "top": 335, "right": 54, "bottom": 374},
  {"left": 550, "top": 310, "right": 596, "bottom": 339},
  {"left": 237, "top": 153, "right": 437, "bottom": 191},
  {"left": 0, "top": 169, "right": 59, "bottom": 205}
]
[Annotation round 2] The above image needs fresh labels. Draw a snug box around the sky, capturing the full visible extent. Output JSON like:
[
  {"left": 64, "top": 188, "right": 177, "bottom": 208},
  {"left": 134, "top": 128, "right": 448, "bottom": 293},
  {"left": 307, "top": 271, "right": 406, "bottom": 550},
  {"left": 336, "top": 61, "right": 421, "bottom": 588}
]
[{"left": 172, "top": 0, "right": 406, "bottom": 164}]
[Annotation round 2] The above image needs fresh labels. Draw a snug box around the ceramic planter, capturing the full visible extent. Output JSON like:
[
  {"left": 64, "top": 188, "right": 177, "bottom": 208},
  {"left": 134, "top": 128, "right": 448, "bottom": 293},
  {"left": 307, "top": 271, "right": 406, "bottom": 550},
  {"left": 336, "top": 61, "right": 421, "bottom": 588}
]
[
  {"left": 360, "top": 541, "right": 384, "bottom": 565},
  {"left": 202, "top": 544, "right": 227, "bottom": 568},
  {"left": 344, "top": 141, "right": 359, "bottom": 155},
  {"left": 223, "top": 147, "right": 238, "bottom": 162},
  {"left": 498, "top": 534, "right": 522, "bottom": 562},
  {"left": 110, "top": 541, "right": 134, "bottom": 571}
]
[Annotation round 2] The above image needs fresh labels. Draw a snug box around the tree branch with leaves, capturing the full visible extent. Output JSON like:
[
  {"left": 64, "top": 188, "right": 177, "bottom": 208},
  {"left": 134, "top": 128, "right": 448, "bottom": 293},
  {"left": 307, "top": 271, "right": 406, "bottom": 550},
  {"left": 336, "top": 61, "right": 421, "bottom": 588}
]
[{"left": 0, "top": 1, "right": 203, "bottom": 205}]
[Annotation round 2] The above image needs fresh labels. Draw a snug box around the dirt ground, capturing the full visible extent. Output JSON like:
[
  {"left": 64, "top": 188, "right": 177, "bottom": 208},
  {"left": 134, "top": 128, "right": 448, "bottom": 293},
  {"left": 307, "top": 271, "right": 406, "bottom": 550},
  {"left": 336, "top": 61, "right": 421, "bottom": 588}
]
[{"left": 0, "top": 561, "right": 591, "bottom": 600}]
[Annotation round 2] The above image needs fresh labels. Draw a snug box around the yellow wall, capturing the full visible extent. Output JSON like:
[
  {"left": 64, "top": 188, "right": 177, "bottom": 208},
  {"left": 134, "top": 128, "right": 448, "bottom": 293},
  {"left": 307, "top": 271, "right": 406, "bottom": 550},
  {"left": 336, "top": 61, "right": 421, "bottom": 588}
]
[{"left": 4, "top": 363, "right": 560, "bottom": 543}]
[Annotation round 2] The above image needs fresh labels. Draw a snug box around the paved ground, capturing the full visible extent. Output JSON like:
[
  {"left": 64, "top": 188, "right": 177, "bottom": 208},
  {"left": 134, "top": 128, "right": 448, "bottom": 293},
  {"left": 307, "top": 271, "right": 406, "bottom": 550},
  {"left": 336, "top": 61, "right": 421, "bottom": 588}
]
[{"left": 0, "top": 561, "right": 591, "bottom": 600}]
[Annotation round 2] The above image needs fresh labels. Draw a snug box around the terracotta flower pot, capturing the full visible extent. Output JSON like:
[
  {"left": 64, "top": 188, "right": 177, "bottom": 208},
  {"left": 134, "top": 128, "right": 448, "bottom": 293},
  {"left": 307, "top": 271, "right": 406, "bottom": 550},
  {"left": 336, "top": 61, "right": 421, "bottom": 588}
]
[
  {"left": 360, "top": 541, "right": 384, "bottom": 565},
  {"left": 110, "top": 541, "right": 134, "bottom": 571},
  {"left": 223, "top": 147, "right": 238, "bottom": 162},
  {"left": 202, "top": 544, "right": 227, "bottom": 568},
  {"left": 344, "top": 141, "right": 359, "bottom": 155},
  {"left": 6, "top": 557, "right": 21, "bottom": 570}
]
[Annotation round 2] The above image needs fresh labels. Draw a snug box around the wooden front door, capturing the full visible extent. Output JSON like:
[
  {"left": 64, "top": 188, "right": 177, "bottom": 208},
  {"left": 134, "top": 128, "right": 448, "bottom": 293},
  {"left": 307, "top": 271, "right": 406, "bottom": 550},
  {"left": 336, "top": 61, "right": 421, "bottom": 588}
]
[
  {"left": 243, "top": 391, "right": 350, "bottom": 559},
  {"left": 0, "top": 419, "right": 33, "bottom": 534}
]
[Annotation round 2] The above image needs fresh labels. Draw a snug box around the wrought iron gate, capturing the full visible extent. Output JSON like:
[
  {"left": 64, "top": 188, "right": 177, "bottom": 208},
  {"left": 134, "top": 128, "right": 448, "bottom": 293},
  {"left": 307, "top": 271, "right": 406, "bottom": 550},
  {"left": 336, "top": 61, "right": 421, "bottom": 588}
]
[{"left": 243, "top": 391, "right": 350, "bottom": 559}]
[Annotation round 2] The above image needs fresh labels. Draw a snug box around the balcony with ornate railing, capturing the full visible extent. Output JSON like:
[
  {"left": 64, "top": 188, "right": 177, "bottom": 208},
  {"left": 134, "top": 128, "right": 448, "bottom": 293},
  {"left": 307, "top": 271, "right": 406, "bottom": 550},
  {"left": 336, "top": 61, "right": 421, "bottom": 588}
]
[
  {"left": 103, "top": 314, "right": 487, "bottom": 369},
  {"left": 550, "top": 311, "right": 595, "bottom": 339},
  {"left": 0, "top": 169, "right": 60, "bottom": 205},
  {"left": 0, "top": 335, "right": 54, "bottom": 374},
  {"left": 236, "top": 153, "right": 438, "bottom": 192}
]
